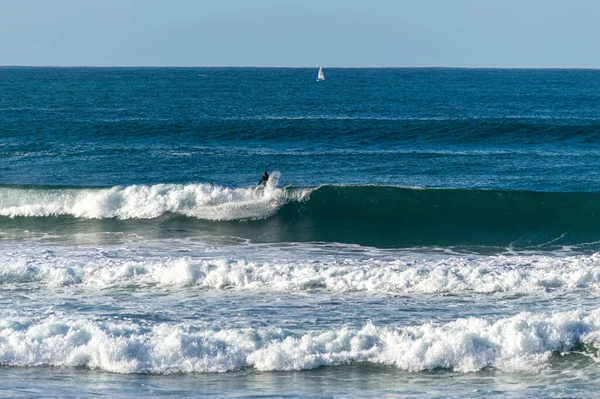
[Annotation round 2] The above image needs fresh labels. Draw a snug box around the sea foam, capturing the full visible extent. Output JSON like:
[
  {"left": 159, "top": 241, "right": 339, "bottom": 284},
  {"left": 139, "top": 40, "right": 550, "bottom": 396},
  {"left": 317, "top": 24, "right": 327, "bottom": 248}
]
[
  {"left": 0, "top": 183, "right": 309, "bottom": 220},
  {"left": 2, "top": 246, "right": 600, "bottom": 294},
  {"left": 0, "top": 309, "right": 599, "bottom": 373}
]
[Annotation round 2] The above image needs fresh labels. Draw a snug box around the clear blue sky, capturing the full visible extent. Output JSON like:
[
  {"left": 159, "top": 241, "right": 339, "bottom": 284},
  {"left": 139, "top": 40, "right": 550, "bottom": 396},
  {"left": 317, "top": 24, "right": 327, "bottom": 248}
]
[{"left": 1, "top": 0, "right": 599, "bottom": 67}]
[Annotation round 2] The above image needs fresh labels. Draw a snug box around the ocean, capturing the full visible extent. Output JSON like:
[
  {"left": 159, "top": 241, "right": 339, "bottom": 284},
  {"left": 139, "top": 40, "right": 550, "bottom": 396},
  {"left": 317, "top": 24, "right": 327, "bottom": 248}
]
[{"left": 1, "top": 67, "right": 600, "bottom": 398}]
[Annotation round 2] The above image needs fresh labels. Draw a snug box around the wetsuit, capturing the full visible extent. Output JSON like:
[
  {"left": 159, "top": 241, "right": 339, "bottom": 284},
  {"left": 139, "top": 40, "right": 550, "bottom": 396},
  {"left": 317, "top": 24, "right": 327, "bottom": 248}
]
[{"left": 259, "top": 173, "right": 269, "bottom": 186}]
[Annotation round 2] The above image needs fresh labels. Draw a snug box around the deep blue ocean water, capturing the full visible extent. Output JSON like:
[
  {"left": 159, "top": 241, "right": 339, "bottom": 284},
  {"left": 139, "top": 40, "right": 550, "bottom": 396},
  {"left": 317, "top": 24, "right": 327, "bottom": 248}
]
[
  {"left": 3, "top": 67, "right": 600, "bottom": 191},
  {"left": 1, "top": 67, "right": 600, "bottom": 398}
]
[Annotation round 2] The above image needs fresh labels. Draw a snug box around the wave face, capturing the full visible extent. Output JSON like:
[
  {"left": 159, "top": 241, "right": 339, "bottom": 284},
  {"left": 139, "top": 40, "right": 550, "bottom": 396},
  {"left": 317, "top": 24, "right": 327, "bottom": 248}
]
[
  {"left": 0, "top": 309, "right": 599, "bottom": 374},
  {"left": 2, "top": 184, "right": 600, "bottom": 249}
]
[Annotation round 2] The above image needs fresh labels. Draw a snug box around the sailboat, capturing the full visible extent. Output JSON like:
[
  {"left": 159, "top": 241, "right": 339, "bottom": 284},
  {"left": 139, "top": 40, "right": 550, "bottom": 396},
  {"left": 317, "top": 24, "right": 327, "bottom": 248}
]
[{"left": 317, "top": 67, "right": 325, "bottom": 81}]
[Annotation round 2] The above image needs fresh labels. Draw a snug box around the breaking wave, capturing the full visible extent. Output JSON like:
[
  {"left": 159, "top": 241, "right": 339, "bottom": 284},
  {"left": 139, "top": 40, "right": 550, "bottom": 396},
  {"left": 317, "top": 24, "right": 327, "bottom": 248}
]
[
  {"left": 2, "top": 246, "right": 600, "bottom": 294},
  {"left": 0, "top": 182, "right": 310, "bottom": 221},
  {"left": 3, "top": 184, "right": 600, "bottom": 248},
  {"left": 1, "top": 309, "right": 600, "bottom": 373}
]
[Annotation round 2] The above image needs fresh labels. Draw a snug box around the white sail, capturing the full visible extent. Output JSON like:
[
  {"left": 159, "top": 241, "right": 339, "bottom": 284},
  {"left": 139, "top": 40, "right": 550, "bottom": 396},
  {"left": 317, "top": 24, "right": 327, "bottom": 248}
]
[{"left": 317, "top": 67, "right": 325, "bottom": 81}]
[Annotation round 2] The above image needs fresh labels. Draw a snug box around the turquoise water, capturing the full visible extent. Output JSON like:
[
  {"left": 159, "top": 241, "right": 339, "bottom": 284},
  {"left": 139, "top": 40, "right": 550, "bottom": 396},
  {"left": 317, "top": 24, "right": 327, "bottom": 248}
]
[{"left": 1, "top": 67, "right": 600, "bottom": 397}]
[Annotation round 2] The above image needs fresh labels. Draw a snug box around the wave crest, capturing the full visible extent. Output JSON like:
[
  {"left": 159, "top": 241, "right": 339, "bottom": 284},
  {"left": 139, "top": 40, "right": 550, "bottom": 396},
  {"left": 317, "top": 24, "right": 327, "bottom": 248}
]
[
  {"left": 1, "top": 309, "right": 599, "bottom": 373},
  {"left": 0, "top": 183, "right": 310, "bottom": 221},
  {"left": 4, "top": 184, "right": 600, "bottom": 248}
]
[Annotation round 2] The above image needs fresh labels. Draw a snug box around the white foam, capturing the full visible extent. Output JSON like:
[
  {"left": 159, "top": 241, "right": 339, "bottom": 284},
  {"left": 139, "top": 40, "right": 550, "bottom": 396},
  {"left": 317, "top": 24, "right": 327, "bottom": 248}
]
[
  {"left": 0, "top": 309, "right": 598, "bottom": 373},
  {"left": 0, "top": 183, "right": 310, "bottom": 220},
  {"left": 2, "top": 247, "right": 600, "bottom": 294}
]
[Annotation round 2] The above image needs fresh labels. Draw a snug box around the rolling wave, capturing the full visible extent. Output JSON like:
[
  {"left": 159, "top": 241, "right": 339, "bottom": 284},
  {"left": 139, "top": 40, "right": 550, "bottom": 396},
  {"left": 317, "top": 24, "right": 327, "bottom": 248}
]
[
  {"left": 2, "top": 184, "right": 600, "bottom": 248},
  {"left": 2, "top": 246, "right": 600, "bottom": 294},
  {"left": 0, "top": 309, "right": 599, "bottom": 373},
  {"left": 0, "top": 183, "right": 310, "bottom": 221},
  {"left": 8, "top": 117, "right": 600, "bottom": 146}
]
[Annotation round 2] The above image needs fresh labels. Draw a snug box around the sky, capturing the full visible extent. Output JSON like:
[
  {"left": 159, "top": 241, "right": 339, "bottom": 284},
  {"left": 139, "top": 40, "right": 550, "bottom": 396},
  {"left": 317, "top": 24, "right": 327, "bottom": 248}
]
[{"left": 1, "top": 0, "right": 599, "bottom": 68}]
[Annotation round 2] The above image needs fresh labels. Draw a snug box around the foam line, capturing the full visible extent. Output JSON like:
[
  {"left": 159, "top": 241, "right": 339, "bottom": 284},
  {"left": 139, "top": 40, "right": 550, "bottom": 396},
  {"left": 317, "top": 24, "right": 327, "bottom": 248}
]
[
  {"left": 2, "top": 248, "right": 600, "bottom": 293},
  {"left": 0, "top": 309, "right": 598, "bottom": 373}
]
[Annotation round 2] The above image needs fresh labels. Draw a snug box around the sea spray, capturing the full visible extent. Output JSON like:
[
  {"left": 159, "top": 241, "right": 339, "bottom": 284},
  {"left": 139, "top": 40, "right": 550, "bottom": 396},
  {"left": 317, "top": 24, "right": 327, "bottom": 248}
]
[{"left": 0, "top": 183, "right": 310, "bottom": 221}]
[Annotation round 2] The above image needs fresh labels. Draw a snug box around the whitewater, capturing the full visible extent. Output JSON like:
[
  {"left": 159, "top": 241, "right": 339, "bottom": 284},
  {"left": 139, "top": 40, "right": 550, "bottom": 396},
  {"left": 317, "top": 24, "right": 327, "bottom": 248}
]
[
  {"left": 3, "top": 182, "right": 600, "bottom": 249},
  {"left": 3, "top": 67, "right": 600, "bottom": 398},
  {"left": 0, "top": 181, "right": 310, "bottom": 221},
  {"left": 2, "top": 239, "right": 600, "bottom": 377},
  {"left": 2, "top": 309, "right": 600, "bottom": 374},
  {"left": 3, "top": 243, "right": 600, "bottom": 293}
]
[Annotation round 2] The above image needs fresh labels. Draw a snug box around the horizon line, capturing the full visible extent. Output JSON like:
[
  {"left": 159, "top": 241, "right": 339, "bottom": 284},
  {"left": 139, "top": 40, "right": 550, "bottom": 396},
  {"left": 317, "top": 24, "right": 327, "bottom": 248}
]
[{"left": 2, "top": 65, "right": 600, "bottom": 71}]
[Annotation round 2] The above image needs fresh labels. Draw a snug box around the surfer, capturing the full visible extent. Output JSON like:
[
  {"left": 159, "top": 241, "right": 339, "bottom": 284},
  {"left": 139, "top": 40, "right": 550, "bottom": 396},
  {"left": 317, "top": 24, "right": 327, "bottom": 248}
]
[{"left": 258, "top": 171, "right": 269, "bottom": 186}]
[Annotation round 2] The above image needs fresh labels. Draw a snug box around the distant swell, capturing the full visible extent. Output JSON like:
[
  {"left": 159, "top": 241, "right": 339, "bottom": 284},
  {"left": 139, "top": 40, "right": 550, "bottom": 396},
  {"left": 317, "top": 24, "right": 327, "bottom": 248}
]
[
  {"left": 3, "top": 184, "right": 600, "bottom": 248},
  {"left": 0, "top": 309, "right": 599, "bottom": 373}
]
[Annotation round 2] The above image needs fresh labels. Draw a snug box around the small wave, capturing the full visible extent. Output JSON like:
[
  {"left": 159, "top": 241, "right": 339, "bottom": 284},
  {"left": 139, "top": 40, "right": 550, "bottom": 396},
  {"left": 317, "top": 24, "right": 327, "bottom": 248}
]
[
  {"left": 221, "top": 115, "right": 600, "bottom": 122},
  {"left": 2, "top": 247, "right": 600, "bottom": 294},
  {"left": 0, "top": 309, "right": 599, "bottom": 373}
]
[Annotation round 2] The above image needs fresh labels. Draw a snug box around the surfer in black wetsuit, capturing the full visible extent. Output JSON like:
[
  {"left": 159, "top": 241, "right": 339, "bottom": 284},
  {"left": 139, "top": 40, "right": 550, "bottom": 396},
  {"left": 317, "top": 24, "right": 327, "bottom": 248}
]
[{"left": 258, "top": 171, "right": 269, "bottom": 186}]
